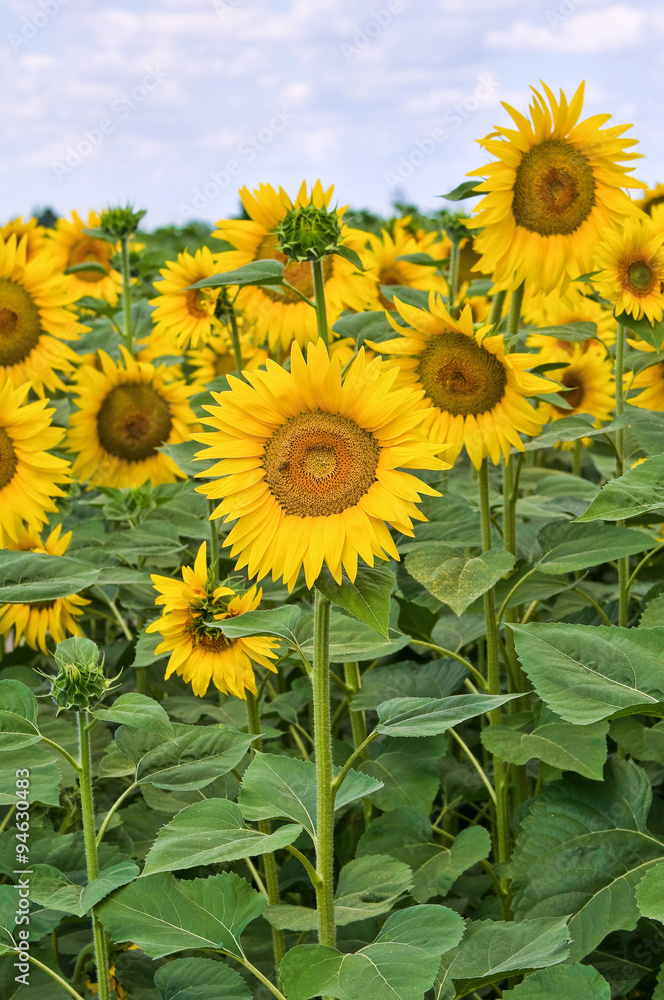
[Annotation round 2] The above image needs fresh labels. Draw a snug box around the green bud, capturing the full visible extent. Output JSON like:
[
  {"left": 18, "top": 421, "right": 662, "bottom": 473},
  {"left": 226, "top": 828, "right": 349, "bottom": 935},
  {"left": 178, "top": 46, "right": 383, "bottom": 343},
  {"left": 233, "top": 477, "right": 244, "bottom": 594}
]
[
  {"left": 48, "top": 637, "right": 115, "bottom": 712},
  {"left": 275, "top": 202, "right": 343, "bottom": 263},
  {"left": 440, "top": 210, "right": 470, "bottom": 245},
  {"left": 99, "top": 205, "right": 146, "bottom": 240}
]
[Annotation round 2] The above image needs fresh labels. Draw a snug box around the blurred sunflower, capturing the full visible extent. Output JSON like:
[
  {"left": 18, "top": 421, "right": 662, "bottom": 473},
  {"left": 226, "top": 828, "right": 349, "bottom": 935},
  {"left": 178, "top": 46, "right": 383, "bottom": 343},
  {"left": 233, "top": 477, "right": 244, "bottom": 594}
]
[
  {"left": 47, "top": 210, "right": 122, "bottom": 304},
  {"left": 146, "top": 541, "right": 279, "bottom": 698},
  {"left": 187, "top": 325, "right": 267, "bottom": 387},
  {"left": 0, "top": 374, "right": 71, "bottom": 542},
  {"left": 593, "top": 216, "right": 664, "bottom": 323},
  {"left": 0, "top": 217, "right": 47, "bottom": 260},
  {"left": 195, "top": 340, "right": 448, "bottom": 591},
  {"left": 537, "top": 343, "right": 614, "bottom": 429},
  {"left": 368, "top": 294, "right": 554, "bottom": 467},
  {"left": 523, "top": 286, "right": 617, "bottom": 358},
  {"left": 150, "top": 247, "right": 226, "bottom": 350},
  {"left": 466, "top": 82, "right": 644, "bottom": 294},
  {"left": 362, "top": 217, "right": 447, "bottom": 309},
  {"left": 0, "top": 234, "right": 86, "bottom": 397},
  {"left": 637, "top": 183, "right": 664, "bottom": 216},
  {"left": 212, "top": 181, "right": 373, "bottom": 351},
  {"left": 628, "top": 360, "right": 664, "bottom": 411},
  {"left": 0, "top": 524, "right": 89, "bottom": 654},
  {"left": 66, "top": 347, "right": 196, "bottom": 488}
]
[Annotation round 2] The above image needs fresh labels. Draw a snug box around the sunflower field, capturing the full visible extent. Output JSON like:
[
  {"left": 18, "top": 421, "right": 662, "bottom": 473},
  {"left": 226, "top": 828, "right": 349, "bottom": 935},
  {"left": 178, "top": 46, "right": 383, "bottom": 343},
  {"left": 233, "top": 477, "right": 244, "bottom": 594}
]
[{"left": 4, "top": 81, "right": 664, "bottom": 1000}]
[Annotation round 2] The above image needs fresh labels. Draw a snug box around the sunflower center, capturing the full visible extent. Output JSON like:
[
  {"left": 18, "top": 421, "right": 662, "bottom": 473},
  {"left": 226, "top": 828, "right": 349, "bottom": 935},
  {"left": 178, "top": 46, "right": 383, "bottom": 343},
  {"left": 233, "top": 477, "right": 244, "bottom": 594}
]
[
  {"left": 97, "top": 384, "right": 173, "bottom": 461},
  {"left": 627, "top": 260, "right": 655, "bottom": 293},
  {"left": 560, "top": 370, "right": 584, "bottom": 410},
  {"left": 69, "top": 238, "right": 112, "bottom": 284},
  {"left": 0, "top": 279, "right": 42, "bottom": 365},
  {"left": 263, "top": 411, "right": 380, "bottom": 517},
  {"left": 512, "top": 139, "right": 596, "bottom": 236},
  {"left": 186, "top": 287, "right": 217, "bottom": 319},
  {"left": 254, "top": 232, "right": 334, "bottom": 304},
  {"left": 0, "top": 426, "right": 18, "bottom": 489},
  {"left": 417, "top": 332, "right": 508, "bottom": 416},
  {"left": 214, "top": 351, "right": 236, "bottom": 376}
]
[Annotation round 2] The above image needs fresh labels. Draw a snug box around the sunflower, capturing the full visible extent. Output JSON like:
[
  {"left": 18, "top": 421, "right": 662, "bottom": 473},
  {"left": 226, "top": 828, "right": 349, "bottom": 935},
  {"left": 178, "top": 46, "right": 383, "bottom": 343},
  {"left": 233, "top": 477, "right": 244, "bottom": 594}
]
[
  {"left": 66, "top": 347, "right": 197, "bottom": 488},
  {"left": 466, "top": 82, "right": 645, "bottom": 294},
  {"left": 523, "top": 286, "right": 617, "bottom": 359},
  {"left": 212, "top": 181, "right": 374, "bottom": 351},
  {"left": 628, "top": 359, "right": 664, "bottom": 411},
  {"left": 47, "top": 210, "right": 122, "bottom": 305},
  {"left": 187, "top": 325, "right": 267, "bottom": 388},
  {"left": 537, "top": 342, "right": 614, "bottom": 429},
  {"left": 0, "top": 234, "right": 86, "bottom": 397},
  {"left": 0, "top": 217, "right": 47, "bottom": 260},
  {"left": 368, "top": 294, "right": 555, "bottom": 468},
  {"left": 146, "top": 541, "right": 279, "bottom": 697},
  {"left": 195, "top": 340, "right": 448, "bottom": 591},
  {"left": 150, "top": 247, "right": 228, "bottom": 351},
  {"left": 0, "top": 374, "right": 71, "bottom": 542},
  {"left": 593, "top": 217, "right": 664, "bottom": 323},
  {"left": 637, "top": 184, "right": 664, "bottom": 216},
  {"left": 362, "top": 217, "right": 447, "bottom": 309},
  {"left": 0, "top": 524, "right": 89, "bottom": 654}
]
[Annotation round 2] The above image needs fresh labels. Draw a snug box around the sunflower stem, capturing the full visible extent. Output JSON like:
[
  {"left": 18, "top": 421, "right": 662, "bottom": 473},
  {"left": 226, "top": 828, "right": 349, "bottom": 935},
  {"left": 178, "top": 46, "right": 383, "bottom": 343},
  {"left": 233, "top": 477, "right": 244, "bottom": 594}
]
[
  {"left": 245, "top": 691, "right": 286, "bottom": 978},
  {"left": 228, "top": 303, "right": 244, "bottom": 375},
  {"left": 311, "top": 259, "right": 329, "bottom": 348},
  {"left": 506, "top": 282, "right": 525, "bottom": 343},
  {"left": 312, "top": 588, "right": 336, "bottom": 950},
  {"left": 489, "top": 289, "right": 507, "bottom": 329},
  {"left": 343, "top": 661, "right": 372, "bottom": 828},
  {"left": 448, "top": 240, "right": 460, "bottom": 312},
  {"left": 119, "top": 235, "right": 133, "bottom": 353},
  {"left": 208, "top": 500, "right": 219, "bottom": 581},
  {"left": 614, "top": 322, "right": 630, "bottom": 626},
  {"left": 77, "top": 711, "right": 111, "bottom": 1000}
]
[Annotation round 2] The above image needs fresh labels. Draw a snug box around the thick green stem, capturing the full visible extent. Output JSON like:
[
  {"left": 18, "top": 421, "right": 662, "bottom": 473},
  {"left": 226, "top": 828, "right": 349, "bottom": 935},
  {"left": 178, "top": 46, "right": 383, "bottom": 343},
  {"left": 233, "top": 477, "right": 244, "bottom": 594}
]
[
  {"left": 343, "top": 662, "right": 371, "bottom": 828},
  {"left": 119, "top": 236, "right": 133, "bottom": 353},
  {"left": 506, "top": 282, "right": 525, "bottom": 342},
  {"left": 312, "top": 589, "right": 336, "bottom": 948},
  {"left": 489, "top": 289, "right": 507, "bottom": 328},
  {"left": 614, "top": 323, "right": 630, "bottom": 626},
  {"left": 448, "top": 240, "right": 460, "bottom": 311},
  {"left": 245, "top": 692, "right": 285, "bottom": 975},
  {"left": 27, "top": 955, "right": 86, "bottom": 1000},
  {"left": 78, "top": 711, "right": 111, "bottom": 1000},
  {"left": 228, "top": 304, "right": 243, "bottom": 375},
  {"left": 207, "top": 500, "right": 219, "bottom": 581},
  {"left": 311, "top": 260, "right": 329, "bottom": 348}
]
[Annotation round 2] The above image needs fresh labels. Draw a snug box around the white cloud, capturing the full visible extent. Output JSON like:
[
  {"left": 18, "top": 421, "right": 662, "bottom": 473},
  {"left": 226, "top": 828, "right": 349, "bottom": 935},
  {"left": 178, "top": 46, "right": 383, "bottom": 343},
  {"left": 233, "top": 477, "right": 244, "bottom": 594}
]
[{"left": 485, "top": 5, "right": 649, "bottom": 53}]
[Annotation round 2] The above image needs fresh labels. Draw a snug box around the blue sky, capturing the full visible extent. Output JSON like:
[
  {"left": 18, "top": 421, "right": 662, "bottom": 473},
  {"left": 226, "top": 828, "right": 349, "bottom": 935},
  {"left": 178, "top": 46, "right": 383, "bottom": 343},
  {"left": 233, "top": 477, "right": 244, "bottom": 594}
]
[{"left": 1, "top": 0, "right": 662, "bottom": 228}]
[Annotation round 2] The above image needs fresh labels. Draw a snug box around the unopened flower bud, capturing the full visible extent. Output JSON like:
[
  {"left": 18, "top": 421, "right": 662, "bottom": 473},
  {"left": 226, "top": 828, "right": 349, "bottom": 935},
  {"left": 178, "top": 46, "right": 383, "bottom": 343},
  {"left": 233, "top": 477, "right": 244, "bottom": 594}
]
[
  {"left": 48, "top": 637, "right": 114, "bottom": 711},
  {"left": 99, "top": 205, "right": 146, "bottom": 240},
  {"left": 276, "top": 202, "right": 343, "bottom": 263}
]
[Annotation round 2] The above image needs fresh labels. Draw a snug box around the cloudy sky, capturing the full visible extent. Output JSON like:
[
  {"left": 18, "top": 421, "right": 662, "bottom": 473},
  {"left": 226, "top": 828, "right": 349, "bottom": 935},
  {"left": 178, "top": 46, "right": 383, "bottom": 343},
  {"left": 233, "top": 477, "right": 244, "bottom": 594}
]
[{"left": 0, "top": 0, "right": 662, "bottom": 228}]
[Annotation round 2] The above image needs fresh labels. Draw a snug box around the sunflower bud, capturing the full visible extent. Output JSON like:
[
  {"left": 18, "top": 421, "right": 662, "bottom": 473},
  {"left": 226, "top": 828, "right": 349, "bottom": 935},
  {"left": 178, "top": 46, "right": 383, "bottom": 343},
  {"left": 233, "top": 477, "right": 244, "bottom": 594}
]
[
  {"left": 49, "top": 637, "right": 112, "bottom": 711},
  {"left": 276, "top": 202, "right": 343, "bottom": 263},
  {"left": 99, "top": 205, "right": 146, "bottom": 240}
]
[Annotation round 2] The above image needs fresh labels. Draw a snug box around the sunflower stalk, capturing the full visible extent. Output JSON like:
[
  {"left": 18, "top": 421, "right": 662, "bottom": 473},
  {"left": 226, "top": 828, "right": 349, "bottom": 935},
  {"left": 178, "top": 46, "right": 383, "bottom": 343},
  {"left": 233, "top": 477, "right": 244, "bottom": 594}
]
[
  {"left": 312, "top": 588, "right": 336, "bottom": 951},
  {"left": 343, "top": 661, "right": 372, "bottom": 828},
  {"left": 119, "top": 236, "right": 133, "bottom": 354},
  {"left": 311, "top": 259, "right": 329, "bottom": 348},
  {"left": 614, "top": 322, "right": 630, "bottom": 626}
]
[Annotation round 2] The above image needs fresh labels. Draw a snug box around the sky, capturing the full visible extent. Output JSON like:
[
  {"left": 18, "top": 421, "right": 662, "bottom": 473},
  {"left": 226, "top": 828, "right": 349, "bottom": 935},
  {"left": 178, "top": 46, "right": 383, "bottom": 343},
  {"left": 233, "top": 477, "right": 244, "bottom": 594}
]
[{"left": 1, "top": 0, "right": 663, "bottom": 229}]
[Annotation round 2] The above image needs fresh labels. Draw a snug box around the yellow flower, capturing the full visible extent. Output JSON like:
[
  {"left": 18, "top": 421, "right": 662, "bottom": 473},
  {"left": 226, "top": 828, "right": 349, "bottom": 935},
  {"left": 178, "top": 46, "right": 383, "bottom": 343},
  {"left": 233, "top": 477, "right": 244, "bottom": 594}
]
[
  {"left": 0, "top": 234, "right": 86, "bottom": 397},
  {"left": 523, "top": 286, "right": 617, "bottom": 358},
  {"left": 195, "top": 340, "right": 448, "bottom": 591},
  {"left": 212, "top": 181, "right": 373, "bottom": 351},
  {"left": 149, "top": 247, "right": 226, "bottom": 351},
  {"left": 466, "top": 82, "right": 644, "bottom": 294},
  {"left": 146, "top": 542, "right": 279, "bottom": 698},
  {"left": 0, "top": 374, "right": 71, "bottom": 542},
  {"left": 636, "top": 183, "right": 664, "bottom": 216},
  {"left": 628, "top": 360, "right": 664, "bottom": 411},
  {"left": 66, "top": 347, "right": 196, "bottom": 488},
  {"left": 369, "top": 294, "right": 554, "bottom": 468},
  {"left": 0, "top": 525, "right": 89, "bottom": 654},
  {"left": 593, "top": 216, "right": 664, "bottom": 323},
  {"left": 47, "top": 210, "right": 122, "bottom": 304},
  {"left": 187, "top": 325, "right": 267, "bottom": 387},
  {"left": 362, "top": 217, "right": 447, "bottom": 309},
  {"left": 537, "top": 342, "right": 615, "bottom": 430},
  {"left": 0, "top": 217, "right": 47, "bottom": 261}
]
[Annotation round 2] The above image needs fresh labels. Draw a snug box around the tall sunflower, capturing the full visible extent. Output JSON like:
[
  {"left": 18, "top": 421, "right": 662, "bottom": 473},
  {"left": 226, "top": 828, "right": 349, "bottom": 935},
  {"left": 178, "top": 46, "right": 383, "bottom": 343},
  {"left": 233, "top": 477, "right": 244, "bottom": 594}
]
[
  {"left": 212, "top": 181, "right": 373, "bottom": 351},
  {"left": 195, "top": 340, "right": 448, "bottom": 591},
  {"left": 362, "top": 217, "right": 447, "bottom": 309},
  {"left": 146, "top": 541, "right": 279, "bottom": 698},
  {"left": 150, "top": 247, "right": 227, "bottom": 351},
  {"left": 368, "top": 294, "right": 555, "bottom": 468},
  {"left": 466, "top": 82, "right": 645, "bottom": 294},
  {"left": 0, "top": 234, "right": 86, "bottom": 397},
  {"left": 66, "top": 347, "right": 197, "bottom": 488},
  {"left": 593, "top": 216, "right": 664, "bottom": 323},
  {"left": 47, "top": 210, "right": 123, "bottom": 305},
  {"left": 0, "top": 524, "right": 89, "bottom": 654},
  {"left": 0, "top": 374, "right": 71, "bottom": 542}
]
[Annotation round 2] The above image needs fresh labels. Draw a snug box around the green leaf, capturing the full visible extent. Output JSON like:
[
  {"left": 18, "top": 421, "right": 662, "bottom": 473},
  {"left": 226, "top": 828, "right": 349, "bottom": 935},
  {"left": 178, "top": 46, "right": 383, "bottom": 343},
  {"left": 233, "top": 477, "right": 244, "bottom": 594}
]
[
  {"left": 641, "top": 593, "right": 664, "bottom": 628},
  {"left": 136, "top": 727, "right": 256, "bottom": 790},
  {"left": 280, "top": 905, "right": 465, "bottom": 1000},
  {"left": 406, "top": 544, "right": 515, "bottom": 615},
  {"left": 375, "top": 693, "right": 520, "bottom": 737},
  {"left": 154, "top": 957, "right": 252, "bottom": 1000},
  {"left": 395, "top": 252, "right": 441, "bottom": 267},
  {"left": 624, "top": 405, "right": 664, "bottom": 457},
  {"left": 0, "top": 552, "right": 100, "bottom": 602},
  {"left": 498, "top": 964, "right": 610, "bottom": 1000},
  {"left": 0, "top": 680, "right": 41, "bottom": 750},
  {"left": 577, "top": 455, "right": 664, "bottom": 520},
  {"left": 93, "top": 693, "right": 174, "bottom": 739},
  {"left": 315, "top": 565, "right": 395, "bottom": 638},
  {"left": 525, "top": 321, "right": 598, "bottom": 342},
  {"left": 610, "top": 716, "right": 664, "bottom": 763},
  {"left": 0, "top": 745, "right": 62, "bottom": 806},
  {"left": 624, "top": 314, "right": 664, "bottom": 351},
  {"left": 141, "top": 799, "right": 303, "bottom": 875},
  {"left": 511, "top": 623, "right": 664, "bottom": 724},
  {"left": 211, "top": 606, "right": 301, "bottom": 645},
  {"left": 97, "top": 871, "right": 265, "bottom": 959},
  {"left": 511, "top": 758, "right": 664, "bottom": 962},
  {"left": 441, "top": 181, "right": 482, "bottom": 201},
  {"left": 28, "top": 861, "right": 140, "bottom": 917},
  {"left": 238, "top": 752, "right": 382, "bottom": 840},
  {"left": 333, "top": 244, "right": 367, "bottom": 271},
  {"left": 448, "top": 916, "right": 571, "bottom": 986},
  {"left": 351, "top": 659, "right": 467, "bottom": 712},
  {"left": 535, "top": 521, "right": 654, "bottom": 573},
  {"left": 361, "top": 743, "right": 442, "bottom": 814},
  {"left": 636, "top": 863, "right": 664, "bottom": 922},
  {"left": 298, "top": 608, "right": 410, "bottom": 662},
  {"left": 184, "top": 260, "right": 284, "bottom": 290},
  {"left": 525, "top": 413, "right": 608, "bottom": 449},
  {"left": 64, "top": 260, "right": 109, "bottom": 275},
  {"left": 332, "top": 309, "right": 397, "bottom": 346},
  {"left": 481, "top": 707, "right": 608, "bottom": 780}
]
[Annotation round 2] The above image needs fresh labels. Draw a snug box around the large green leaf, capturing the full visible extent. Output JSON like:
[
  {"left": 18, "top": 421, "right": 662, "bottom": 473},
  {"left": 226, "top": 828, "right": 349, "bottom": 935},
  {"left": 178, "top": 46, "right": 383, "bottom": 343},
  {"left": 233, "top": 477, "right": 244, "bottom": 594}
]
[
  {"left": 406, "top": 544, "right": 515, "bottom": 615},
  {"left": 93, "top": 693, "right": 174, "bottom": 739},
  {"left": 636, "top": 863, "right": 664, "bottom": 922},
  {"left": 299, "top": 609, "right": 410, "bottom": 662},
  {"left": 210, "top": 606, "right": 301, "bottom": 646},
  {"left": 238, "top": 752, "right": 382, "bottom": 841},
  {"left": 315, "top": 565, "right": 395, "bottom": 637},
  {"left": 535, "top": 521, "right": 654, "bottom": 574},
  {"left": 154, "top": 957, "right": 252, "bottom": 1000},
  {"left": 351, "top": 659, "right": 467, "bottom": 712},
  {"left": 0, "top": 551, "right": 100, "bottom": 602},
  {"left": 501, "top": 965, "right": 610, "bottom": 1000},
  {"left": 97, "top": 871, "right": 264, "bottom": 959},
  {"left": 185, "top": 260, "right": 284, "bottom": 290},
  {"left": 28, "top": 861, "right": 139, "bottom": 917},
  {"left": 624, "top": 405, "right": 664, "bottom": 457},
  {"left": 511, "top": 758, "right": 664, "bottom": 961},
  {"left": 610, "top": 716, "right": 664, "bottom": 763},
  {"left": 577, "top": 456, "right": 664, "bottom": 520},
  {"left": 0, "top": 746, "right": 62, "bottom": 806},
  {"left": 624, "top": 314, "right": 664, "bottom": 351},
  {"left": 481, "top": 706, "right": 608, "bottom": 780},
  {"left": 526, "top": 321, "right": 598, "bottom": 343},
  {"left": 134, "top": 727, "right": 256, "bottom": 790},
  {"left": 0, "top": 680, "right": 41, "bottom": 751},
  {"left": 511, "top": 623, "right": 664, "bottom": 724},
  {"left": 141, "top": 799, "right": 303, "bottom": 875},
  {"left": 280, "top": 905, "right": 465, "bottom": 1000},
  {"left": 375, "top": 693, "right": 520, "bottom": 737}
]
